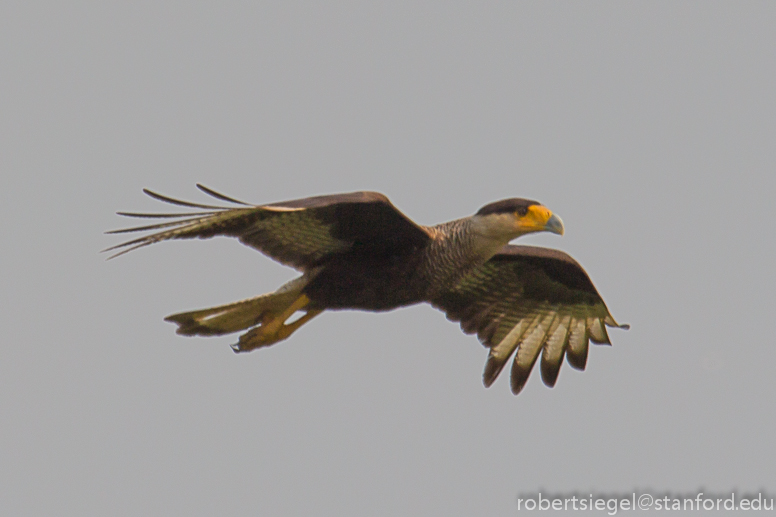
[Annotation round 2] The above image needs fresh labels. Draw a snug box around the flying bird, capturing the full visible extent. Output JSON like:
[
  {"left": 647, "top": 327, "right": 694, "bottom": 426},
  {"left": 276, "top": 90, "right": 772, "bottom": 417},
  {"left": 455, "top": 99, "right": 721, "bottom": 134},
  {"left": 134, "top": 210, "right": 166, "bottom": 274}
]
[{"left": 106, "top": 185, "right": 628, "bottom": 395}]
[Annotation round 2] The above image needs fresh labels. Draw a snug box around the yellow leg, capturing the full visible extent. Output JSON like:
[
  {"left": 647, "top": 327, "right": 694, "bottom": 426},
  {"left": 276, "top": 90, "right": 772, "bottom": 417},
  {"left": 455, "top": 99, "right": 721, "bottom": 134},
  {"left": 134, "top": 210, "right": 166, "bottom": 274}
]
[
  {"left": 274, "top": 309, "right": 322, "bottom": 342},
  {"left": 259, "top": 294, "right": 311, "bottom": 337},
  {"left": 232, "top": 295, "right": 321, "bottom": 352}
]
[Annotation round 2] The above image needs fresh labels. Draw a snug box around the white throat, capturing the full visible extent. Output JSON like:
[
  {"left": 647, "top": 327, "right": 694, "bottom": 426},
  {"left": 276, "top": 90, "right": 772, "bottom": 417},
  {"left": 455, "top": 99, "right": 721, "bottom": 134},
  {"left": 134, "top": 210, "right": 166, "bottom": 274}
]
[{"left": 469, "top": 213, "right": 525, "bottom": 259}]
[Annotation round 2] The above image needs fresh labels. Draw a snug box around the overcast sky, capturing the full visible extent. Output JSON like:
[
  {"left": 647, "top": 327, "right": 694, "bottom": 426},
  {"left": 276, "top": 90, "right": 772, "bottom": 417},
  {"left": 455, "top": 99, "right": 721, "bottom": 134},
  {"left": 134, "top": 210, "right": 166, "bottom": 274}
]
[{"left": 2, "top": 2, "right": 775, "bottom": 515}]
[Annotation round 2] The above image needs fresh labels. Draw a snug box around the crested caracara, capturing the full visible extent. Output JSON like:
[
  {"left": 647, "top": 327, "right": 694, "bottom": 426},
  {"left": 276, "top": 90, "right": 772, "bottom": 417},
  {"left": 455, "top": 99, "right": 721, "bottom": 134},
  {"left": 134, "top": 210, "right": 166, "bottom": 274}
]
[{"left": 106, "top": 185, "right": 628, "bottom": 395}]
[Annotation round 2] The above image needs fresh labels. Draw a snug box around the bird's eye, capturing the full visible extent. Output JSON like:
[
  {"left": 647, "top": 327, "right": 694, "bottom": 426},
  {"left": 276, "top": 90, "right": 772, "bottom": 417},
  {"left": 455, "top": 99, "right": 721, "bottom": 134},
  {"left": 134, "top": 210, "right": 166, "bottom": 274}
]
[{"left": 516, "top": 207, "right": 528, "bottom": 217}]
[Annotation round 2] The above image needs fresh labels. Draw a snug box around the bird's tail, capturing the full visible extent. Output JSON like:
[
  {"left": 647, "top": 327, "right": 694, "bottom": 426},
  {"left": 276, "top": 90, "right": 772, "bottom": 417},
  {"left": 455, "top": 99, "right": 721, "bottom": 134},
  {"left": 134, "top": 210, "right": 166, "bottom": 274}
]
[{"left": 164, "top": 276, "right": 322, "bottom": 352}]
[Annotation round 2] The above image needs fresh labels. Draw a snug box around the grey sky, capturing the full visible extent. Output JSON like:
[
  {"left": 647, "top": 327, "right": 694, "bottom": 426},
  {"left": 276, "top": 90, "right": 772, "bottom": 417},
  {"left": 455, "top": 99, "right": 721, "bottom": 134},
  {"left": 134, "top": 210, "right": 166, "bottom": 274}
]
[{"left": 2, "top": 2, "right": 774, "bottom": 515}]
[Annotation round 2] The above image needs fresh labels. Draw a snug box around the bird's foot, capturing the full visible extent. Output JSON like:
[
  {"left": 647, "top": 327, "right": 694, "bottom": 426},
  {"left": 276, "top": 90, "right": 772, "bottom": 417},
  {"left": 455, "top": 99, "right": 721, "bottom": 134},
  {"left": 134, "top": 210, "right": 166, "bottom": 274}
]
[{"left": 231, "top": 295, "right": 321, "bottom": 353}]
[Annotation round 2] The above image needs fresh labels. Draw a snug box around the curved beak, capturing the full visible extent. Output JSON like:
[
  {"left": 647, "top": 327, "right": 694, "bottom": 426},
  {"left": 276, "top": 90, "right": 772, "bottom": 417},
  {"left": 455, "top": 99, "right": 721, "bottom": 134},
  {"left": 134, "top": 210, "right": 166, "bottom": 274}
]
[
  {"left": 544, "top": 213, "right": 564, "bottom": 236},
  {"left": 518, "top": 205, "right": 566, "bottom": 236}
]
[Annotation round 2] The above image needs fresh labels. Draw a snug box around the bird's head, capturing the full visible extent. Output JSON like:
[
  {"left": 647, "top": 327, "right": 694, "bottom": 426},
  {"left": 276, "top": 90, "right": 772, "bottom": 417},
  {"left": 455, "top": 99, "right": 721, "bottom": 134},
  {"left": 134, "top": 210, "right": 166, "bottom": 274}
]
[{"left": 471, "top": 198, "right": 564, "bottom": 243}]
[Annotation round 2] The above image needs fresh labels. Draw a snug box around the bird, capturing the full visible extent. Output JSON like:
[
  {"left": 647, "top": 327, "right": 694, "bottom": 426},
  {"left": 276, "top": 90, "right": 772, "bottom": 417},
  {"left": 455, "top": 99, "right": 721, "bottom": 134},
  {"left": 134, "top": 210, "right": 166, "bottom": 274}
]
[{"left": 106, "top": 185, "right": 628, "bottom": 395}]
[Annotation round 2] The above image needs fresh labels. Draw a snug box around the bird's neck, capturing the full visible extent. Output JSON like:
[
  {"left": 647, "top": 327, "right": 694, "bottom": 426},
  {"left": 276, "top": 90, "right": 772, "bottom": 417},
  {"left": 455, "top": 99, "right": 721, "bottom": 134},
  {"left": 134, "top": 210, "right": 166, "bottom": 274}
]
[{"left": 423, "top": 219, "right": 509, "bottom": 290}]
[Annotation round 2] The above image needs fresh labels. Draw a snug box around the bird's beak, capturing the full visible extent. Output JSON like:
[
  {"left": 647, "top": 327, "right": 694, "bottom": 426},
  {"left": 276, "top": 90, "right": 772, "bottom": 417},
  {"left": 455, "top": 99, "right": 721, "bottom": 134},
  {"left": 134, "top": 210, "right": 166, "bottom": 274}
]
[
  {"left": 519, "top": 205, "right": 565, "bottom": 236},
  {"left": 544, "top": 213, "right": 564, "bottom": 236}
]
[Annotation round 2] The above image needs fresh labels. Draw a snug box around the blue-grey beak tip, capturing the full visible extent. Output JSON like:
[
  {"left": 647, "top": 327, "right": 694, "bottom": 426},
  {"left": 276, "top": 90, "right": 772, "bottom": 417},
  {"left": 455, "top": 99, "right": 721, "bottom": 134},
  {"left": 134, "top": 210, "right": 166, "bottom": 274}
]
[{"left": 545, "top": 213, "right": 564, "bottom": 236}]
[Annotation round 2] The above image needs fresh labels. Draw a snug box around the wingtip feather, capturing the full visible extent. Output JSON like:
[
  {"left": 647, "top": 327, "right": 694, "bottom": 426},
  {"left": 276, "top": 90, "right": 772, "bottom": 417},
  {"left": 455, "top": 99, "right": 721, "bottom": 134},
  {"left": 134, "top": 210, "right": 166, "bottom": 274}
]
[
  {"left": 483, "top": 354, "right": 508, "bottom": 388},
  {"left": 142, "top": 187, "right": 225, "bottom": 209},
  {"left": 566, "top": 347, "right": 588, "bottom": 370},
  {"left": 510, "top": 363, "right": 531, "bottom": 395},
  {"left": 540, "top": 355, "right": 563, "bottom": 388},
  {"left": 196, "top": 184, "right": 253, "bottom": 206}
]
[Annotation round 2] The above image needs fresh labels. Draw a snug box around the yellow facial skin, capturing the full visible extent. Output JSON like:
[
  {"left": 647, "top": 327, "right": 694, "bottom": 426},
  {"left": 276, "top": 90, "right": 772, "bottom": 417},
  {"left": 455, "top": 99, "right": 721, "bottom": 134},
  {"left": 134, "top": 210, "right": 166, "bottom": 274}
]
[{"left": 516, "top": 205, "right": 565, "bottom": 235}]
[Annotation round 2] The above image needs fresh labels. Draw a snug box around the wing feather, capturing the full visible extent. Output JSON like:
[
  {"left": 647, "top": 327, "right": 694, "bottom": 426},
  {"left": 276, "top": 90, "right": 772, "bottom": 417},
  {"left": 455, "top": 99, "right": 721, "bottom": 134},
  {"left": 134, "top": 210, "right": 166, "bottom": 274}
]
[
  {"left": 566, "top": 317, "right": 589, "bottom": 370},
  {"left": 511, "top": 313, "right": 556, "bottom": 395},
  {"left": 433, "top": 245, "right": 627, "bottom": 394},
  {"left": 541, "top": 314, "right": 571, "bottom": 388},
  {"left": 115, "top": 211, "right": 218, "bottom": 219},
  {"left": 142, "top": 188, "right": 227, "bottom": 209},
  {"left": 105, "top": 187, "right": 431, "bottom": 267},
  {"left": 483, "top": 314, "right": 538, "bottom": 387},
  {"left": 587, "top": 316, "right": 610, "bottom": 344},
  {"left": 196, "top": 183, "right": 252, "bottom": 205}
]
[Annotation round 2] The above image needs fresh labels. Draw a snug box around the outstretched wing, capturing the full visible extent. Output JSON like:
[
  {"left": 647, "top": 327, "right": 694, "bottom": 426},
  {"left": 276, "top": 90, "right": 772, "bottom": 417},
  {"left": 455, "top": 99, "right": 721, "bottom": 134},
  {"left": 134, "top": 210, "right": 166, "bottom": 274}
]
[
  {"left": 432, "top": 245, "right": 628, "bottom": 395},
  {"left": 105, "top": 185, "right": 431, "bottom": 269}
]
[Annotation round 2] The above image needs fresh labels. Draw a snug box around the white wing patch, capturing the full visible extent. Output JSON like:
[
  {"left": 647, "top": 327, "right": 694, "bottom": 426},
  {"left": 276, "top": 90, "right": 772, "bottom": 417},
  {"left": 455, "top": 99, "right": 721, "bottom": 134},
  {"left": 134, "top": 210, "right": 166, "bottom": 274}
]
[
  {"left": 540, "top": 314, "right": 574, "bottom": 387},
  {"left": 483, "top": 305, "right": 625, "bottom": 394}
]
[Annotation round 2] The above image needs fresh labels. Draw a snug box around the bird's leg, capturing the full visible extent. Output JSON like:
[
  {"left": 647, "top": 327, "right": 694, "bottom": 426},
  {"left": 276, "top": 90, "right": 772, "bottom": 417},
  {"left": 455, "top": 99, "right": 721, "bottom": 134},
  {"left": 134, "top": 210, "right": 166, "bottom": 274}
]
[
  {"left": 232, "top": 294, "right": 321, "bottom": 352},
  {"left": 260, "top": 293, "right": 311, "bottom": 336},
  {"left": 274, "top": 308, "right": 323, "bottom": 342}
]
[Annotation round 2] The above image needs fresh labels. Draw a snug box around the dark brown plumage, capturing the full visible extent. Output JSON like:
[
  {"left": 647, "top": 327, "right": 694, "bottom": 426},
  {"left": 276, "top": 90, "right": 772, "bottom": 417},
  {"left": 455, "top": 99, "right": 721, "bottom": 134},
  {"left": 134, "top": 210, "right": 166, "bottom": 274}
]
[{"left": 106, "top": 185, "right": 628, "bottom": 395}]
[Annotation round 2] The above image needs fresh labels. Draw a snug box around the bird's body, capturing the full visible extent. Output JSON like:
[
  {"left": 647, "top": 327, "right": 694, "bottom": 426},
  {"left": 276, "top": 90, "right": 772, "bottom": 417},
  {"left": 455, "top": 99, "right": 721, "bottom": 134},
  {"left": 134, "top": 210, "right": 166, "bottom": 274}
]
[
  {"left": 107, "top": 186, "right": 627, "bottom": 395},
  {"left": 305, "top": 218, "right": 491, "bottom": 310}
]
